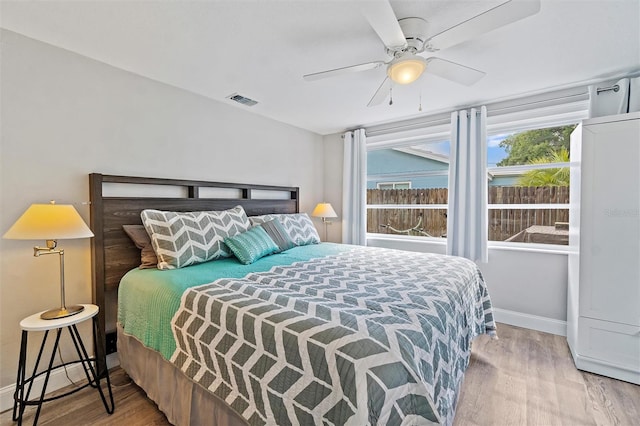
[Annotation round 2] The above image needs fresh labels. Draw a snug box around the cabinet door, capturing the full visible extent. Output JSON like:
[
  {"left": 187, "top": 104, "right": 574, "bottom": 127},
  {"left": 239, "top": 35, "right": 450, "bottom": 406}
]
[
  {"left": 577, "top": 317, "right": 640, "bottom": 384},
  {"left": 567, "top": 124, "right": 583, "bottom": 349},
  {"left": 579, "top": 116, "right": 640, "bottom": 326}
]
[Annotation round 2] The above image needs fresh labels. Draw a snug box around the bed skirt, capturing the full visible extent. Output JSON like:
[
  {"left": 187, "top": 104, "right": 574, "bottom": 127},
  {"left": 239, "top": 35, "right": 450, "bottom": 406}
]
[{"left": 117, "top": 324, "right": 248, "bottom": 426}]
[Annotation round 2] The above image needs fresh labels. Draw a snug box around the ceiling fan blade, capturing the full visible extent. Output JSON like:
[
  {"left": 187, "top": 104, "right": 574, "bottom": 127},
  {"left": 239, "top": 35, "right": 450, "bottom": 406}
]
[
  {"left": 362, "top": 0, "right": 408, "bottom": 50},
  {"left": 303, "top": 61, "right": 385, "bottom": 82},
  {"left": 367, "top": 77, "right": 391, "bottom": 107},
  {"left": 425, "top": 58, "right": 485, "bottom": 86},
  {"left": 428, "top": 0, "right": 541, "bottom": 50}
]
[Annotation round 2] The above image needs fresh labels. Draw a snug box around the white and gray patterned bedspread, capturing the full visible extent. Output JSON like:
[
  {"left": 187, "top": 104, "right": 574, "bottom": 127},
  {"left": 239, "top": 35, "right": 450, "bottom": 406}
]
[{"left": 170, "top": 246, "right": 496, "bottom": 426}]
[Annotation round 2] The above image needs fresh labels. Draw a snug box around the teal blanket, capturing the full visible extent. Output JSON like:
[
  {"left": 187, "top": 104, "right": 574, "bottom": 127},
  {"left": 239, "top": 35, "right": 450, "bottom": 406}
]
[{"left": 118, "top": 243, "right": 350, "bottom": 360}]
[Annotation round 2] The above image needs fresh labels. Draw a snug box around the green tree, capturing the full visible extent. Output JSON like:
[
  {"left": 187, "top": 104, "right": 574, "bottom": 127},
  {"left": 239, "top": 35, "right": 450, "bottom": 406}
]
[
  {"left": 497, "top": 124, "right": 576, "bottom": 166},
  {"left": 517, "top": 148, "right": 570, "bottom": 187}
]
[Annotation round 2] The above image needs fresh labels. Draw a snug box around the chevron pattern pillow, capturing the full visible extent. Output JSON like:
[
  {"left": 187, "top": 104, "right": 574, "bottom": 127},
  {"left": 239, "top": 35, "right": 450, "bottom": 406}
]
[
  {"left": 249, "top": 213, "right": 320, "bottom": 246},
  {"left": 224, "top": 226, "right": 279, "bottom": 265},
  {"left": 141, "top": 205, "right": 251, "bottom": 269}
]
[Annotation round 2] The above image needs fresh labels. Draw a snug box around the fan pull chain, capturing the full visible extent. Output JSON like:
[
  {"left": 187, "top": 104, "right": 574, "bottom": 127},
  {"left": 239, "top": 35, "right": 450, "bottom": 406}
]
[
  {"left": 389, "top": 86, "right": 393, "bottom": 105},
  {"left": 419, "top": 91, "right": 423, "bottom": 112}
]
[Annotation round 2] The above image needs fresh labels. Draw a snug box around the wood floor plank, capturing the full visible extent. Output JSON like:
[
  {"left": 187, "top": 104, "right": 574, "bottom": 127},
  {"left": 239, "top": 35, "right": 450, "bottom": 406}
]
[
  {"left": 582, "top": 372, "right": 640, "bottom": 426},
  {"left": 2, "top": 323, "right": 638, "bottom": 426},
  {"left": 0, "top": 368, "right": 170, "bottom": 426},
  {"left": 454, "top": 324, "right": 639, "bottom": 426}
]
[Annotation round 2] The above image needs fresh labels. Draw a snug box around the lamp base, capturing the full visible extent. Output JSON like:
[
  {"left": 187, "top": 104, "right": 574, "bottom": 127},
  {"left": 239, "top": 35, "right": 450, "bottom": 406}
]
[{"left": 40, "top": 305, "right": 85, "bottom": 320}]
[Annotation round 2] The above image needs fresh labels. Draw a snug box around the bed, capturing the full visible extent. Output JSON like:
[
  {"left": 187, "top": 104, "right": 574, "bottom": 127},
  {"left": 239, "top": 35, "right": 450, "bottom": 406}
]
[{"left": 89, "top": 173, "right": 496, "bottom": 426}]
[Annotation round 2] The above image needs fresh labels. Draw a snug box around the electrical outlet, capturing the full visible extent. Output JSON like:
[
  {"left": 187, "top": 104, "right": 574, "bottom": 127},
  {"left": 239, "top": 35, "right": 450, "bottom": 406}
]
[{"left": 105, "top": 331, "right": 117, "bottom": 354}]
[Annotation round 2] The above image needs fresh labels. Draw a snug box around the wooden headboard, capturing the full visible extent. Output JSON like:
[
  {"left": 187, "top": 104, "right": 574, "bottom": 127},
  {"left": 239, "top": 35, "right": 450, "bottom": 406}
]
[{"left": 89, "top": 173, "right": 299, "bottom": 355}]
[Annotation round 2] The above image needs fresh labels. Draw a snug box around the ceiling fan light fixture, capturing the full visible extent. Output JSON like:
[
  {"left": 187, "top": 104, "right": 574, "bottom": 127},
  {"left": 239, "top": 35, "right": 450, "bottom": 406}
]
[{"left": 387, "top": 55, "right": 427, "bottom": 85}]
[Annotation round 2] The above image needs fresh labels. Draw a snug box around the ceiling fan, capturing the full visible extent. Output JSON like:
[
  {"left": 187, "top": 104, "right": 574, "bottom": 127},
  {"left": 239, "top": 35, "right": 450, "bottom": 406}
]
[{"left": 303, "top": 0, "right": 541, "bottom": 107}]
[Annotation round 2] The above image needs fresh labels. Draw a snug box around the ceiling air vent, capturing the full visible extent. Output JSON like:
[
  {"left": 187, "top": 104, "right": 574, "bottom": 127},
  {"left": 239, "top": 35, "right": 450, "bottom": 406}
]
[{"left": 226, "top": 93, "right": 258, "bottom": 107}]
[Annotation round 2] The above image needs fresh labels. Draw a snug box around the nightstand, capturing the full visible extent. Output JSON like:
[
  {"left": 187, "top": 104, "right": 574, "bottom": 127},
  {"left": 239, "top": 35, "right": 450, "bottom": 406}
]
[{"left": 12, "top": 304, "right": 114, "bottom": 425}]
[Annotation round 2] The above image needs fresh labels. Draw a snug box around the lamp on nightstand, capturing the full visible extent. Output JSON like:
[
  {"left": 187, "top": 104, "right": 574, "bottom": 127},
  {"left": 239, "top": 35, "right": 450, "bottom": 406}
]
[
  {"left": 3, "top": 201, "right": 94, "bottom": 320},
  {"left": 311, "top": 202, "right": 338, "bottom": 242}
]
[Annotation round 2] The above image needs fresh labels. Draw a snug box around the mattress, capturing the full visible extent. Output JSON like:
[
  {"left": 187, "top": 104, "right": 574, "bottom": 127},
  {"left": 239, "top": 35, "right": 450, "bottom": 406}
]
[{"left": 118, "top": 243, "right": 496, "bottom": 425}]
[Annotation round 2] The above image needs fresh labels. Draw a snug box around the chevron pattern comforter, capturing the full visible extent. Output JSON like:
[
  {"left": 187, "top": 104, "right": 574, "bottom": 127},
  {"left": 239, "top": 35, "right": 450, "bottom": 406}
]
[{"left": 170, "top": 246, "right": 496, "bottom": 426}]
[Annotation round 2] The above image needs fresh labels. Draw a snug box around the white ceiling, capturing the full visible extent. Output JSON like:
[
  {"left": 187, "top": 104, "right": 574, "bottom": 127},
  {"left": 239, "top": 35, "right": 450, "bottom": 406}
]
[{"left": 1, "top": 0, "right": 639, "bottom": 135}]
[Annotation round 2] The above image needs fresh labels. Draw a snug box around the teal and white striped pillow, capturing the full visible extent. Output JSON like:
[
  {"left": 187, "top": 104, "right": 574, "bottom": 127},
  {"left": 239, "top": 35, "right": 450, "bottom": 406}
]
[
  {"left": 260, "top": 219, "right": 295, "bottom": 253},
  {"left": 224, "top": 226, "right": 279, "bottom": 265},
  {"left": 249, "top": 213, "right": 320, "bottom": 246}
]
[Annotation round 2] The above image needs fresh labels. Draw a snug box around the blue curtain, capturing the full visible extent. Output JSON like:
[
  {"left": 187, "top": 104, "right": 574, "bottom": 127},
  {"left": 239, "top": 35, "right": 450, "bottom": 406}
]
[
  {"left": 342, "top": 129, "right": 367, "bottom": 245},
  {"left": 447, "top": 107, "right": 488, "bottom": 262}
]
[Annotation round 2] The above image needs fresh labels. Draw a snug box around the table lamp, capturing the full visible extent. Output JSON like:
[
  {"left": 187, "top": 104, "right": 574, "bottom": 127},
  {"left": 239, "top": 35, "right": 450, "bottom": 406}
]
[
  {"left": 3, "top": 201, "right": 94, "bottom": 320},
  {"left": 311, "top": 202, "right": 338, "bottom": 241}
]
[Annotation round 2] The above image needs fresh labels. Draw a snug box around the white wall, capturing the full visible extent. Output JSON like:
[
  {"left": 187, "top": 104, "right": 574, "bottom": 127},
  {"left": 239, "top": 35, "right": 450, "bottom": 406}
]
[
  {"left": 480, "top": 247, "right": 568, "bottom": 322},
  {"left": 0, "top": 30, "right": 324, "bottom": 389},
  {"left": 321, "top": 133, "right": 343, "bottom": 243}
]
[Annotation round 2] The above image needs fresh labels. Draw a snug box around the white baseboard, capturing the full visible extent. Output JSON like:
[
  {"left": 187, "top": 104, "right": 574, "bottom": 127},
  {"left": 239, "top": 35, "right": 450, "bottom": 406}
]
[
  {"left": 493, "top": 307, "right": 567, "bottom": 336},
  {"left": 572, "top": 352, "right": 640, "bottom": 385},
  {"left": 0, "top": 352, "right": 119, "bottom": 414}
]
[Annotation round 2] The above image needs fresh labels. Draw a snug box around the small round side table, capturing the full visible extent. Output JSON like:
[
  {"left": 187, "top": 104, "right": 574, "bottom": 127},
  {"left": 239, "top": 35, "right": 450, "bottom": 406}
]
[{"left": 12, "top": 304, "right": 115, "bottom": 425}]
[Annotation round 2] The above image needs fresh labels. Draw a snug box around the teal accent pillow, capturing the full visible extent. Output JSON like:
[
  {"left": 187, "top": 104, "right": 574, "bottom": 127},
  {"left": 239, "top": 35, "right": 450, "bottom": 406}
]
[{"left": 224, "top": 226, "right": 279, "bottom": 265}]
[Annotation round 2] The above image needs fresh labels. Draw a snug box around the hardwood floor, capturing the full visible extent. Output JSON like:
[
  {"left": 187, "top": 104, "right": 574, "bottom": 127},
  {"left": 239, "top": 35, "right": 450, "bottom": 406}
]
[
  {"left": 454, "top": 324, "right": 640, "bottom": 426},
  {"left": 0, "top": 367, "right": 170, "bottom": 426},
  {"left": 2, "top": 323, "right": 638, "bottom": 426}
]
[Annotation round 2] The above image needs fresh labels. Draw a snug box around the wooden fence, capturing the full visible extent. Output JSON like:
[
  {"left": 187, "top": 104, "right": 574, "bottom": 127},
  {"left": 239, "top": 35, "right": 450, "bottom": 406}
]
[{"left": 367, "top": 186, "right": 569, "bottom": 241}]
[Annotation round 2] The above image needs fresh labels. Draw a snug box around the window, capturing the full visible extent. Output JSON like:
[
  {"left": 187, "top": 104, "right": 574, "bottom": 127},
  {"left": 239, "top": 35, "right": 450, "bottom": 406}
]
[
  {"left": 363, "top": 85, "right": 589, "bottom": 249},
  {"left": 367, "top": 124, "right": 579, "bottom": 245},
  {"left": 367, "top": 142, "right": 449, "bottom": 239},
  {"left": 377, "top": 182, "right": 411, "bottom": 190},
  {"left": 487, "top": 124, "right": 576, "bottom": 246}
]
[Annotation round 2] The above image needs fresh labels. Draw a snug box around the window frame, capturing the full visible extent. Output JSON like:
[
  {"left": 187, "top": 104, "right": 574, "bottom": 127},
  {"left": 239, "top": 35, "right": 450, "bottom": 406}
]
[
  {"left": 376, "top": 181, "right": 412, "bottom": 190},
  {"left": 366, "top": 128, "right": 451, "bottom": 242},
  {"left": 485, "top": 122, "right": 577, "bottom": 249}
]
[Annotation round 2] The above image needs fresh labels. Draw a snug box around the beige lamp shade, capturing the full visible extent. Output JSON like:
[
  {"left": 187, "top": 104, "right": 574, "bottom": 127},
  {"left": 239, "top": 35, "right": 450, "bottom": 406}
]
[
  {"left": 3, "top": 202, "right": 94, "bottom": 240},
  {"left": 311, "top": 203, "right": 338, "bottom": 219}
]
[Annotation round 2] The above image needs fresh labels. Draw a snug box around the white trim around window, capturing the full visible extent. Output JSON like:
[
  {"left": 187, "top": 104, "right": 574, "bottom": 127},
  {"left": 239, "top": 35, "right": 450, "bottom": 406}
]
[{"left": 376, "top": 181, "right": 412, "bottom": 190}]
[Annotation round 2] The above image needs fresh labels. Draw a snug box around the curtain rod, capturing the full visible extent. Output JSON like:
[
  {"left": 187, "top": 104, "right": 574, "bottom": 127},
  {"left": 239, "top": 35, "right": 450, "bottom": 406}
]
[
  {"left": 348, "top": 73, "right": 640, "bottom": 136},
  {"left": 364, "top": 116, "right": 450, "bottom": 137},
  {"left": 487, "top": 91, "right": 588, "bottom": 115},
  {"left": 359, "top": 90, "right": 588, "bottom": 138}
]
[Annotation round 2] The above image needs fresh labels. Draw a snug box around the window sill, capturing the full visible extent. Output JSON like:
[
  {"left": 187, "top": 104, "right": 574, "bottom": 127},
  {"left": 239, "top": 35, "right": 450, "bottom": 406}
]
[
  {"left": 366, "top": 234, "right": 570, "bottom": 255},
  {"left": 488, "top": 241, "right": 569, "bottom": 255},
  {"left": 366, "top": 233, "right": 447, "bottom": 245}
]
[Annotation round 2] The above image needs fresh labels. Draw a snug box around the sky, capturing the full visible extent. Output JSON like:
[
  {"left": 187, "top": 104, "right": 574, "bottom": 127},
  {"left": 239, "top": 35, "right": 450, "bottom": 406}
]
[
  {"left": 416, "top": 133, "right": 510, "bottom": 167},
  {"left": 487, "top": 134, "right": 509, "bottom": 167}
]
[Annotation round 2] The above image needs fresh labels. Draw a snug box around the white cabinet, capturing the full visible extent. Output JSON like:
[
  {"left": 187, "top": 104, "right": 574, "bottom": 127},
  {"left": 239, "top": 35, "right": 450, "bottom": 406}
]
[{"left": 567, "top": 112, "right": 640, "bottom": 385}]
